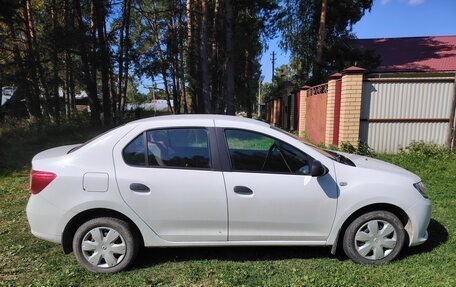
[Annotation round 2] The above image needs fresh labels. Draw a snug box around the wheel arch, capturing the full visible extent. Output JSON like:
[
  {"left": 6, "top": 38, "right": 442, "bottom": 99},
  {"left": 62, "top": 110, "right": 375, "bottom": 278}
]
[
  {"left": 62, "top": 208, "right": 145, "bottom": 254},
  {"left": 331, "top": 203, "right": 411, "bottom": 255}
]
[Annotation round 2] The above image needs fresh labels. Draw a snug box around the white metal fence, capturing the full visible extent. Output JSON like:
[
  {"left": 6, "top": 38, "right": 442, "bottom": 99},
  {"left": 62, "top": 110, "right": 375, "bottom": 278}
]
[{"left": 360, "top": 78, "right": 455, "bottom": 153}]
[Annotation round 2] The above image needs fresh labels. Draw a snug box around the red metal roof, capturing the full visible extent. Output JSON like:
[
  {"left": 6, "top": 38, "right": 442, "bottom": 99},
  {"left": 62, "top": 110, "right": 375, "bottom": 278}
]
[
  {"left": 343, "top": 66, "right": 366, "bottom": 73},
  {"left": 348, "top": 36, "right": 456, "bottom": 73}
]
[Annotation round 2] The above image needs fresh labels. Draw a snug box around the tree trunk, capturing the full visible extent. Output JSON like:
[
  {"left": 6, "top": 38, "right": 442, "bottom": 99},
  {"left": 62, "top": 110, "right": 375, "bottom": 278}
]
[
  {"left": 118, "top": 0, "right": 132, "bottom": 114},
  {"left": 121, "top": 0, "right": 132, "bottom": 112},
  {"left": 315, "top": 0, "right": 327, "bottom": 79},
  {"left": 178, "top": 1, "right": 188, "bottom": 113},
  {"left": 186, "top": 0, "right": 198, "bottom": 113},
  {"left": 212, "top": 0, "right": 221, "bottom": 113},
  {"left": 22, "top": 0, "right": 43, "bottom": 119},
  {"left": 7, "top": 20, "right": 37, "bottom": 119},
  {"left": 64, "top": 0, "right": 74, "bottom": 115},
  {"left": 64, "top": 58, "right": 70, "bottom": 117},
  {"left": 27, "top": 0, "right": 52, "bottom": 118},
  {"left": 224, "top": 0, "right": 235, "bottom": 115},
  {"left": 93, "top": 0, "right": 112, "bottom": 126},
  {"left": 74, "top": 0, "right": 101, "bottom": 126},
  {"left": 117, "top": 0, "right": 126, "bottom": 113},
  {"left": 51, "top": 0, "right": 60, "bottom": 124},
  {"left": 169, "top": 1, "right": 180, "bottom": 114},
  {"left": 245, "top": 49, "right": 252, "bottom": 118},
  {"left": 199, "top": 0, "right": 211, "bottom": 113}
]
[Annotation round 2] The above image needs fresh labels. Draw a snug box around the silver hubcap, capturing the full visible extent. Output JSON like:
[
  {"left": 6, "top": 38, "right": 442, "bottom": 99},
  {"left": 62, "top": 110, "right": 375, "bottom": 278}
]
[
  {"left": 81, "top": 227, "right": 126, "bottom": 268},
  {"left": 354, "top": 220, "right": 397, "bottom": 260}
]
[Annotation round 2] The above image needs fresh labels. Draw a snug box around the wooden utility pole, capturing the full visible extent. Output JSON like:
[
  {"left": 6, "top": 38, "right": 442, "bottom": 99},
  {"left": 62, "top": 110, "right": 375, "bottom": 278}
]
[{"left": 271, "top": 51, "right": 276, "bottom": 80}]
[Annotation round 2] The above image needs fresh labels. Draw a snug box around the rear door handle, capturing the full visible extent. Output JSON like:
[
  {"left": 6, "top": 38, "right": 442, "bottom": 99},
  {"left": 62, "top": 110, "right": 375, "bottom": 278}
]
[
  {"left": 233, "top": 186, "right": 253, "bottom": 195},
  {"left": 130, "top": 183, "right": 150, "bottom": 192}
]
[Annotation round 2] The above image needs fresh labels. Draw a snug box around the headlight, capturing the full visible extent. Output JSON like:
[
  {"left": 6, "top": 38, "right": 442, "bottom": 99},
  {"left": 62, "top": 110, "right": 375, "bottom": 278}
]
[{"left": 414, "top": 182, "right": 429, "bottom": 199}]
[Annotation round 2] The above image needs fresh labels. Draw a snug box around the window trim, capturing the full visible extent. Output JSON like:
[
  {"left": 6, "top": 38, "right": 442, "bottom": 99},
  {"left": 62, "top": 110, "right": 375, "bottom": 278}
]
[
  {"left": 122, "top": 127, "right": 217, "bottom": 171},
  {"left": 222, "top": 128, "right": 314, "bottom": 176}
]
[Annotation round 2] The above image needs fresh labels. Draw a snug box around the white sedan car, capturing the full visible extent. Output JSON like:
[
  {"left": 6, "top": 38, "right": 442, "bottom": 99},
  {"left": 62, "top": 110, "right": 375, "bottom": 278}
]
[{"left": 26, "top": 115, "right": 431, "bottom": 273}]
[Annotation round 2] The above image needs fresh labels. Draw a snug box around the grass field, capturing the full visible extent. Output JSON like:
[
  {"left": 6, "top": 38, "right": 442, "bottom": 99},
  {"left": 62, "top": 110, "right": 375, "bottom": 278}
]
[{"left": 0, "top": 121, "right": 455, "bottom": 286}]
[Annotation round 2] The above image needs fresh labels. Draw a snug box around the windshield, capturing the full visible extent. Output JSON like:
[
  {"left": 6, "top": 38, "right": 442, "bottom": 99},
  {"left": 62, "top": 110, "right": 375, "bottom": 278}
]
[{"left": 270, "top": 125, "right": 337, "bottom": 160}]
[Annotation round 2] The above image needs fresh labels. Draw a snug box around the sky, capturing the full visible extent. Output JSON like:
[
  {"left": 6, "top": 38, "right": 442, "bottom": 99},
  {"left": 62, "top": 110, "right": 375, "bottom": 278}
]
[{"left": 260, "top": 0, "right": 456, "bottom": 83}]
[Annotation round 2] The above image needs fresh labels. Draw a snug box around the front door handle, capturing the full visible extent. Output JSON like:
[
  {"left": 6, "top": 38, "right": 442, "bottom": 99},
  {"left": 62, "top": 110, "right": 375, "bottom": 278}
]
[
  {"left": 233, "top": 186, "right": 253, "bottom": 195},
  {"left": 130, "top": 183, "right": 150, "bottom": 192}
]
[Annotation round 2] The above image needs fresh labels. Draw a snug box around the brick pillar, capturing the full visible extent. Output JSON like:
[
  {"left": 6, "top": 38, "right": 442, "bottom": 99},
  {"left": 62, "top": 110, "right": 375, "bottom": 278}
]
[
  {"left": 338, "top": 66, "right": 365, "bottom": 147},
  {"left": 325, "top": 73, "right": 342, "bottom": 146},
  {"left": 298, "top": 86, "right": 310, "bottom": 137}
]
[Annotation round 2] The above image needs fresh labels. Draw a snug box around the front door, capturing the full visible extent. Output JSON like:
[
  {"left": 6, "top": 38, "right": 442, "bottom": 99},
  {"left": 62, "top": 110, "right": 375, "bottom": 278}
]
[
  {"left": 222, "top": 129, "right": 338, "bottom": 242},
  {"left": 113, "top": 126, "right": 228, "bottom": 242}
]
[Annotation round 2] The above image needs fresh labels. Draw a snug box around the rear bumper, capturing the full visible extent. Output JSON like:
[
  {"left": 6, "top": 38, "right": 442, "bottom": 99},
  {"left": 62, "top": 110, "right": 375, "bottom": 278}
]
[{"left": 26, "top": 195, "right": 65, "bottom": 244}]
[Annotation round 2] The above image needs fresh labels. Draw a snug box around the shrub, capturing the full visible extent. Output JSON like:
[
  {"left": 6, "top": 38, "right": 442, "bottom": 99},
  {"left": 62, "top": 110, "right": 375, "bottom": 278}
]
[
  {"left": 396, "top": 141, "right": 454, "bottom": 165},
  {"left": 340, "top": 141, "right": 376, "bottom": 157},
  {"left": 400, "top": 141, "right": 452, "bottom": 158},
  {"left": 0, "top": 112, "right": 99, "bottom": 173}
]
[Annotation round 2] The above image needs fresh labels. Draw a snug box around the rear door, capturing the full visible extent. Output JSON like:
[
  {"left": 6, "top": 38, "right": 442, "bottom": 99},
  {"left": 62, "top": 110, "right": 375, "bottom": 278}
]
[{"left": 113, "top": 121, "right": 228, "bottom": 242}]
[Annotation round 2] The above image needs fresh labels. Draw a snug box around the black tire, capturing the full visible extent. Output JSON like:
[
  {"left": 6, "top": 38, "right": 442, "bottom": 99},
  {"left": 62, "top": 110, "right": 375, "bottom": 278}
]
[
  {"left": 72, "top": 217, "right": 139, "bottom": 273},
  {"left": 343, "top": 211, "right": 405, "bottom": 264}
]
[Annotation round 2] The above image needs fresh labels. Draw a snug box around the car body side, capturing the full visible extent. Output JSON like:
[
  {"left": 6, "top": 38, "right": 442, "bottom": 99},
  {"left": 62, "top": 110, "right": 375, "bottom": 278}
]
[{"left": 26, "top": 116, "right": 431, "bottom": 253}]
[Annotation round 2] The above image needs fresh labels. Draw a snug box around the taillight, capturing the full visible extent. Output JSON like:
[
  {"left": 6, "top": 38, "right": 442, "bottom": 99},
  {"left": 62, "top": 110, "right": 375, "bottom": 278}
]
[{"left": 30, "top": 170, "right": 56, "bottom": 194}]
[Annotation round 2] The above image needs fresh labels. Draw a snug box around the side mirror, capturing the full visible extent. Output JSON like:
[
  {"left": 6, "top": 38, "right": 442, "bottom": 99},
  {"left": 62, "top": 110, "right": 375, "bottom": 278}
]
[{"left": 310, "top": 160, "right": 328, "bottom": 177}]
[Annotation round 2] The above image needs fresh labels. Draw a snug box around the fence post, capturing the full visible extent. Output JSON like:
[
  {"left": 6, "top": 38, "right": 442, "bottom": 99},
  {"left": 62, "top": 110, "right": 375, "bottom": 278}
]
[
  {"left": 447, "top": 72, "right": 456, "bottom": 149},
  {"left": 298, "top": 86, "right": 310, "bottom": 138},
  {"left": 338, "top": 66, "right": 365, "bottom": 147},
  {"left": 325, "top": 73, "right": 342, "bottom": 146}
]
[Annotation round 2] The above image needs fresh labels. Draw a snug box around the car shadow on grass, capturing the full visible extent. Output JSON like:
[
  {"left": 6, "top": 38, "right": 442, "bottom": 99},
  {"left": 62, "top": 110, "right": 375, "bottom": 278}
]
[
  {"left": 399, "top": 218, "right": 448, "bottom": 258},
  {"left": 132, "top": 218, "right": 447, "bottom": 270},
  {"left": 133, "top": 246, "right": 334, "bottom": 269}
]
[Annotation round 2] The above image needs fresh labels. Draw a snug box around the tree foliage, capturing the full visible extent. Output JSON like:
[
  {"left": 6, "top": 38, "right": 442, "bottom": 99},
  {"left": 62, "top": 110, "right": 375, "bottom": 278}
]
[
  {"left": 278, "top": 0, "right": 378, "bottom": 85},
  {"left": 0, "top": 0, "right": 280, "bottom": 124},
  {"left": 1, "top": 0, "right": 378, "bottom": 124}
]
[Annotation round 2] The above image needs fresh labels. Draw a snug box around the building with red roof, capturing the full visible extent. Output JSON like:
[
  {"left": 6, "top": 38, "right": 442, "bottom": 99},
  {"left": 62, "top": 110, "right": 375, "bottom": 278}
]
[{"left": 348, "top": 35, "right": 456, "bottom": 73}]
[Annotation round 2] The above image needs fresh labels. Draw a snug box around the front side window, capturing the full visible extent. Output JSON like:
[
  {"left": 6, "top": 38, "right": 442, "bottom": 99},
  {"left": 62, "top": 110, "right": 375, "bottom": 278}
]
[
  {"left": 225, "top": 129, "right": 310, "bottom": 174},
  {"left": 123, "top": 128, "right": 211, "bottom": 169}
]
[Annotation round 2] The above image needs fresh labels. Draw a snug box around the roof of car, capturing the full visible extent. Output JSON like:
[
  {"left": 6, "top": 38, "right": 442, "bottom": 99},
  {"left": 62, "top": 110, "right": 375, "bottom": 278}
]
[{"left": 126, "top": 114, "right": 270, "bottom": 127}]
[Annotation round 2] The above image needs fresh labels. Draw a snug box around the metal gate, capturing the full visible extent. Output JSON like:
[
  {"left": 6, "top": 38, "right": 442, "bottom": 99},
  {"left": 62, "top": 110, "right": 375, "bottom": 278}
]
[
  {"left": 305, "top": 84, "right": 328, "bottom": 144},
  {"left": 360, "top": 78, "right": 455, "bottom": 153}
]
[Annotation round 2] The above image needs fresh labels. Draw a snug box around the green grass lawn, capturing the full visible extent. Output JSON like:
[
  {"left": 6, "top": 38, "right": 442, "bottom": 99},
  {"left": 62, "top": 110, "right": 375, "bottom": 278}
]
[{"left": 0, "top": 122, "right": 455, "bottom": 286}]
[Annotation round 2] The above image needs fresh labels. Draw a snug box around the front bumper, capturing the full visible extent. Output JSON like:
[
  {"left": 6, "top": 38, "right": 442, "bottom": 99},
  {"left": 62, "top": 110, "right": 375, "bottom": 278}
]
[{"left": 406, "top": 198, "right": 432, "bottom": 246}]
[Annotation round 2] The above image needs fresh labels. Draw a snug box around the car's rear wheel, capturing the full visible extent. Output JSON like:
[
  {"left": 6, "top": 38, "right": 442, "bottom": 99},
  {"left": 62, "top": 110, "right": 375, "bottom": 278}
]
[
  {"left": 343, "top": 211, "right": 405, "bottom": 264},
  {"left": 73, "top": 217, "right": 139, "bottom": 273}
]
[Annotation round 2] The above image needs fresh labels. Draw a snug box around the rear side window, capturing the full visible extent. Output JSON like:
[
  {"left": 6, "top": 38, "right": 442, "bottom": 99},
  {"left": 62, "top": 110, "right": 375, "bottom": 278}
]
[
  {"left": 123, "top": 134, "right": 147, "bottom": 166},
  {"left": 225, "top": 129, "right": 310, "bottom": 174},
  {"left": 123, "top": 128, "right": 211, "bottom": 169}
]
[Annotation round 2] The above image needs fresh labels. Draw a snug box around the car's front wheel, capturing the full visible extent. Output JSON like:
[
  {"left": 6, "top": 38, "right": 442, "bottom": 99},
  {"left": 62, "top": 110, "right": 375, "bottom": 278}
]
[
  {"left": 343, "top": 211, "right": 405, "bottom": 264},
  {"left": 72, "top": 217, "right": 139, "bottom": 273}
]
